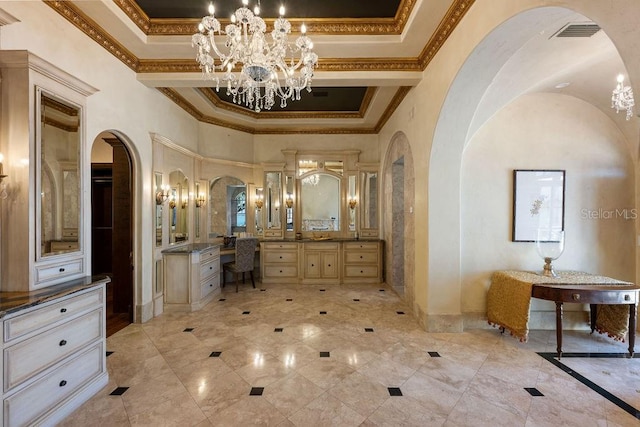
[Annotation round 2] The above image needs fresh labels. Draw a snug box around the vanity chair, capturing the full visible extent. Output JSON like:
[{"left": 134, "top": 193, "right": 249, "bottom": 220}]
[{"left": 223, "top": 237, "right": 259, "bottom": 292}]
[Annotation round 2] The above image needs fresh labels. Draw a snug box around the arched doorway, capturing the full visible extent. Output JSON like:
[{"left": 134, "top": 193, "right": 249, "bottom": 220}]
[{"left": 91, "top": 132, "right": 134, "bottom": 336}]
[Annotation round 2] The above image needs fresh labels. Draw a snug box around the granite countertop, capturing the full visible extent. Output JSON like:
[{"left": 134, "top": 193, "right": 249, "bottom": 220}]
[
  {"left": 161, "top": 243, "right": 221, "bottom": 254},
  {"left": 0, "top": 275, "right": 111, "bottom": 318},
  {"left": 264, "top": 238, "right": 380, "bottom": 243}
]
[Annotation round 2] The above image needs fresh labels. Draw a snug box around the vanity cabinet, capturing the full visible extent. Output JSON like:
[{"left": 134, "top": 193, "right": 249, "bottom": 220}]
[
  {"left": 342, "top": 241, "right": 383, "bottom": 284},
  {"left": 301, "top": 242, "right": 340, "bottom": 285},
  {"left": 1, "top": 281, "right": 108, "bottom": 427},
  {"left": 162, "top": 244, "right": 220, "bottom": 311},
  {"left": 0, "top": 51, "right": 97, "bottom": 292},
  {"left": 260, "top": 242, "right": 299, "bottom": 284}
]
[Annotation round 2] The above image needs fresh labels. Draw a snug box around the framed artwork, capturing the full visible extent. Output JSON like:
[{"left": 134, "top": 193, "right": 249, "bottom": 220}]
[{"left": 512, "top": 169, "right": 565, "bottom": 242}]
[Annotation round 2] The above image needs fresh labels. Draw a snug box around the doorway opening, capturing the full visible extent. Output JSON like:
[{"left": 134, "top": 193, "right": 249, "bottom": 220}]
[{"left": 91, "top": 133, "right": 134, "bottom": 337}]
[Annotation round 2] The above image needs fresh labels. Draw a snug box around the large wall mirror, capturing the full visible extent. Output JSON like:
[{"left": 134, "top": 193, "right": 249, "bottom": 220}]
[
  {"left": 38, "top": 88, "right": 81, "bottom": 257},
  {"left": 154, "top": 172, "right": 164, "bottom": 246},
  {"left": 300, "top": 172, "right": 341, "bottom": 232},
  {"left": 169, "top": 170, "right": 189, "bottom": 244},
  {"left": 209, "top": 176, "right": 246, "bottom": 237},
  {"left": 360, "top": 171, "right": 379, "bottom": 230},
  {"left": 265, "top": 172, "right": 282, "bottom": 230}
]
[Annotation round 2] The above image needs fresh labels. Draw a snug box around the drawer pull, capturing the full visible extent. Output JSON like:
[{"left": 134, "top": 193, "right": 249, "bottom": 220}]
[
  {"left": 210, "top": 284, "right": 213, "bottom": 287},
  {"left": 279, "top": 256, "right": 283, "bottom": 259},
  {"left": 279, "top": 270, "right": 283, "bottom": 273},
  {"left": 59, "top": 268, "right": 66, "bottom": 272},
  {"left": 328, "top": 264, "right": 331, "bottom": 267},
  {"left": 360, "top": 256, "right": 363, "bottom": 259},
  {"left": 572, "top": 293, "right": 580, "bottom": 301},
  {"left": 360, "top": 270, "right": 364, "bottom": 274},
  {"left": 209, "top": 266, "right": 213, "bottom": 270},
  {"left": 625, "top": 294, "right": 631, "bottom": 301},
  {"left": 311, "top": 264, "right": 315, "bottom": 267},
  {"left": 59, "top": 339, "right": 67, "bottom": 347},
  {"left": 60, "top": 308, "right": 67, "bottom": 313},
  {"left": 59, "top": 380, "right": 67, "bottom": 387}
]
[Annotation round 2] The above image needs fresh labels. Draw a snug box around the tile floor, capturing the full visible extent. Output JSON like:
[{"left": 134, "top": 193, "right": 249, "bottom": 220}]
[{"left": 60, "top": 283, "right": 639, "bottom": 426}]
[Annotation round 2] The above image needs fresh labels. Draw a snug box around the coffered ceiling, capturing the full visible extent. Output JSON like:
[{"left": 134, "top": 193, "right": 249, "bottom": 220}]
[{"left": 44, "top": 0, "right": 474, "bottom": 134}]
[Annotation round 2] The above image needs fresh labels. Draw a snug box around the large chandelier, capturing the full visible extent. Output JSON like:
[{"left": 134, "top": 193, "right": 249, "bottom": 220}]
[
  {"left": 192, "top": 0, "right": 318, "bottom": 112},
  {"left": 611, "top": 74, "right": 635, "bottom": 120}
]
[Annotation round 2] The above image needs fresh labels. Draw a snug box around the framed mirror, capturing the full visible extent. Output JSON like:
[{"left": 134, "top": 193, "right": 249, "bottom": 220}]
[
  {"left": 37, "top": 88, "right": 82, "bottom": 257},
  {"left": 209, "top": 176, "right": 246, "bottom": 237},
  {"left": 360, "top": 171, "right": 379, "bottom": 231},
  {"left": 285, "top": 175, "right": 294, "bottom": 232},
  {"left": 155, "top": 172, "right": 164, "bottom": 246},
  {"left": 254, "top": 187, "right": 264, "bottom": 236},
  {"left": 300, "top": 172, "right": 340, "bottom": 232},
  {"left": 265, "top": 172, "right": 282, "bottom": 230},
  {"left": 169, "top": 170, "right": 189, "bottom": 244}
]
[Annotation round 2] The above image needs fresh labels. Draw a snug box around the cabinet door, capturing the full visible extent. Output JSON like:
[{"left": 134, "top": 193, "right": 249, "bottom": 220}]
[
  {"left": 321, "top": 252, "right": 338, "bottom": 278},
  {"left": 304, "top": 252, "right": 321, "bottom": 278}
]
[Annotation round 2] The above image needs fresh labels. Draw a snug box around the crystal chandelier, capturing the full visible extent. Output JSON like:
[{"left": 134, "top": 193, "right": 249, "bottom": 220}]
[
  {"left": 611, "top": 74, "right": 635, "bottom": 120},
  {"left": 192, "top": 0, "right": 318, "bottom": 112}
]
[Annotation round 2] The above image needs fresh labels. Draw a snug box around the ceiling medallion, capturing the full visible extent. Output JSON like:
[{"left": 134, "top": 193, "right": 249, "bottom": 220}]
[{"left": 192, "top": 0, "right": 318, "bottom": 112}]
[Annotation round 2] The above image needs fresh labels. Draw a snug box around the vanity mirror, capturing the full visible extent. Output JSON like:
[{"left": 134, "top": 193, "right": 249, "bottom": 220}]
[
  {"left": 265, "top": 171, "right": 282, "bottom": 230},
  {"left": 209, "top": 176, "right": 246, "bottom": 237},
  {"left": 300, "top": 172, "right": 340, "bottom": 232},
  {"left": 37, "top": 89, "right": 81, "bottom": 257},
  {"left": 169, "top": 170, "right": 189, "bottom": 244},
  {"left": 360, "top": 170, "right": 379, "bottom": 235}
]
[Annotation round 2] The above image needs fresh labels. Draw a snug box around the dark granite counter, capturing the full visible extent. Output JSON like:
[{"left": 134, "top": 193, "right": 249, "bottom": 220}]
[
  {"left": 262, "top": 238, "right": 380, "bottom": 243},
  {"left": 0, "top": 275, "right": 111, "bottom": 318},
  {"left": 161, "top": 243, "right": 220, "bottom": 254}
]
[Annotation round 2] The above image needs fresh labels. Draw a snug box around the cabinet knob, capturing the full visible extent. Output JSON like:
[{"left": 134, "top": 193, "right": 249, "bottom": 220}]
[
  {"left": 624, "top": 294, "right": 631, "bottom": 301},
  {"left": 572, "top": 293, "right": 580, "bottom": 301},
  {"left": 360, "top": 256, "right": 363, "bottom": 259},
  {"left": 328, "top": 264, "right": 331, "bottom": 267},
  {"left": 59, "top": 380, "right": 67, "bottom": 387},
  {"left": 279, "top": 270, "right": 283, "bottom": 273},
  {"left": 311, "top": 264, "right": 315, "bottom": 267},
  {"left": 60, "top": 308, "right": 67, "bottom": 313},
  {"left": 59, "top": 268, "right": 66, "bottom": 272},
  {"left": 209, "top": 266, "right": 213, "bottom": 270},
  {"left": 360, "top": 270, "right": 364, "bottom": 274},
  {"left": 279, "top": 256, "right": 283, "bottom": 259},
  {"left": 59, "top": 339, "right": 67, "bottom": 346}
]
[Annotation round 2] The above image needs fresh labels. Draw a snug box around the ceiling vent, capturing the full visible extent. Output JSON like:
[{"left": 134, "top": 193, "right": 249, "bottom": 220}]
[{"left": 552, "top": 23, "right": 601, "bottom": 38}]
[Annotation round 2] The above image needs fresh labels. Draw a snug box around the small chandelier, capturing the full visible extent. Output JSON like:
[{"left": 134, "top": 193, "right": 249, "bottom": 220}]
[
  {"left": 611, "top": 74, "right": 635, "bottom": 120},
  {"left": 192, "top": 0, "right": 318, "bottom": 112}
]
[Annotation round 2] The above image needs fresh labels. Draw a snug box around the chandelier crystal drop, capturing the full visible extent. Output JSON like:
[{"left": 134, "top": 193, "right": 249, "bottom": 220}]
[
  {"left": 611, "top": 74, "right": 635, "bottom": 120},
  {"left": 192, "top": 0, "right": 318, "bottom": 112}
]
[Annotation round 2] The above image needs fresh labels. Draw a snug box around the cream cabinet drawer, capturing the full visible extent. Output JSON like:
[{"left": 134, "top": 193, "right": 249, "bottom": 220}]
[
  {"left": 264, "top": 230, "right": 283, "bottom": 238},
  {"left": 4, "top": 343, "right": 103, "bottom": 427},
  {"left": 304, "top": 242, "right": 339, "bottom": 251},
  {"left": 264, "top": 251, "right": 298, "bottom": 263},
  {"left": 200, "top": 259, "right": 219, "bottom": 279},
  {"left": 200, "top": 247, "right": 219, "bottom": 263},
  {"left": 344, "top": 265, "right": 379, "bottom": 278},
  {"left": 5, "top": 309, "right": 102, "bottom": 391},
  {"left": 264, "top": 265, "right": 298, "bottom": 278},
  {"left": 344, "top": 242, "right": 379, "bottom": 251},
  {"left": 50, "top": 241, "right": 79, "bottom": 252},
  {"left": 345, "top": 251, "right": 379, "bottom": 264},
  {"left": 200, "top": 276, "right": 219, "bottom": 298},
  {"left": 263, "top": 242, "right": 298, "bottom": 250},
  {"left": 35, "top": 259, "right": 83, "bottom": 283},
  {"left": 359, "top": 230, "right": 378, "bottom": 238},
  {"left": 4, "top": 287, "right": 103, "bottom": 342}
]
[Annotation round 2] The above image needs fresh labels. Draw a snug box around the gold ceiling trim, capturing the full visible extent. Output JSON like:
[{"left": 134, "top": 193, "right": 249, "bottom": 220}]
[
  {"left": 44, "top": 1, "right": 139, "bottom": 71},
  {"left": 43, "top": 96, "right": 78, "bottom": 117},
  {"left": 198, "top": 87, "right": 375, "bottom": 120},
  {"left": 44, "top": 117, "right": 78, "bottom": 133},
  {"left": 374, "top": 86, "right": 412, "bottom": 133},
  {"left": 418, "top": 0, "right": 475, "bottom": 69},
  {"left": 115, "top": 0, "right": 416, "bottom": 36}
]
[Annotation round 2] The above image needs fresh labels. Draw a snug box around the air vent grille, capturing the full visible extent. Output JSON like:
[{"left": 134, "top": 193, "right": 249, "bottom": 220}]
[{"left": 554, "top": 23, "right": 600, "bottom": 38}]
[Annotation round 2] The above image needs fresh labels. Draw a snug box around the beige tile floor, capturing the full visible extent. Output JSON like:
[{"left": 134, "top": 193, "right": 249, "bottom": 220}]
[{"left": 60, "top": 283, "right": 639, "bottom": 426}]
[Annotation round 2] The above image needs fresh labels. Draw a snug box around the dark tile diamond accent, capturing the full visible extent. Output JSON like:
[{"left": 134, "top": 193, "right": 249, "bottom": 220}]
[
  {"left": 183, "top": 328, "right": 194, "bottom": 332},
  {"left": 428, "top": 351, "right": 441, "bottom": 357},
  {"left": 379, "top": 289, "right": 385, "bottom": 292},
  {"left": 319, "top": 311, "right": 327, "bottom": 315},
  {"left": 525, "top": 387, "right": 544, "bottom": 397},
  {"left": 320, "top": 351, "right": 330, "bottom": 358},
  {"left": 364, "top": 328, "right": 374, "bottom": 332},
  {"left": 320, "top": 289, "right": 326, "bottom": 292},
  {"left": 388, "top": 387, "right": 403, "bottom": 396},
  {"left": 396, "top": 311, "right": 405, "bottom": 315},
  {"left": 210, "top": 351, "right": 222, "bottom": 357},
  {"left": 242, "top": 311, "right": 251, "bottom": 315},
  {"left": 260, "top": 289, "right": 266, "bottom": 292},
  {"left": 353, "top": 298, "right": 360, "bottom": 302},
  {"left": 286, "top": 298, "right": 293, "bottom": 301},
  {"left": 106, "top": 351, "right": 114, "bottom": 357},
  {"left": 110, "top": 387, "right": 129, "bottom": 396},
  {"left": 219, "top": 298, "right": 226, "bottom": 301},
  {"left": 250, "top": 387, "right": 264, "bottom": 396},
  {"left": 274, "top": 328, "right": 284, "bottom": 332}
]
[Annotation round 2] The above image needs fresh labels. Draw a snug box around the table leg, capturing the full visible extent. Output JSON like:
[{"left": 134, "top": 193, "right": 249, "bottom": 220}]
[
  {"left": 589, "top": 304, "right": 597, "bottom": 334},
  {"left": 629, "top": 303, "right": 636, "bottom": 357},
  {"left": 555, "top": 301, "right": 563, "bottom": 359}
]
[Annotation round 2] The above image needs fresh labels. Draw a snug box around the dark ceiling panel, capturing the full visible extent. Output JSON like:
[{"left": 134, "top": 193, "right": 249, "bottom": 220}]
[
  {"left": 135, "top": 0, "right": 401, "bottom": 19},
  {"left": 208, "top": 87, "right": 368, "bottom": 112}
]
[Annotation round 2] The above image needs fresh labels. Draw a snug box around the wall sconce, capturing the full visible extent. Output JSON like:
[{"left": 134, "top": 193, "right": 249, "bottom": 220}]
[
  {"left": 285, "top": 193, "right": 293, "bottom": 208},
  {"left": 0, "top": 153, "right": 7, "bottom": 183},
  {"left": 155, "top": 184, "right": 170, "bottom": 205},
  {"left": 195, "top": 194, "right": 206, "bottom": 208},
  {"left": 255, "top": 188, "right": 264, "bottom": 209},
  {"left": 181, "top": 196, "right": 188, "bottom": 209},
  {"left": 349, "top": 198, "right": 357, "bottom": 210},
  {"left": 168, "top": 193, "right": 176, "bottom": 209}
]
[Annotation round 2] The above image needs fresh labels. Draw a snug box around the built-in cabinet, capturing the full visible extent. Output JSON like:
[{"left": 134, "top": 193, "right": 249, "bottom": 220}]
[
  {"left": 162, "top": 244, "right": 220, "bottom": 311},
  {"left": 1, "top": 281, "right": 108, "bottom": 427},
  {"left": 261, "top": 240, "right": 383, "bottom": 285}
]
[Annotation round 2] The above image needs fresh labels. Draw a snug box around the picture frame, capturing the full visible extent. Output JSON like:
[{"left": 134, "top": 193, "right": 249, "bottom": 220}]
[{"left": 512, "top": 169, "right": 565, "bottom": 242}]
